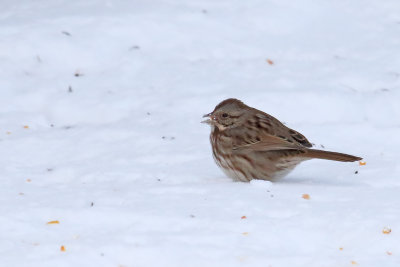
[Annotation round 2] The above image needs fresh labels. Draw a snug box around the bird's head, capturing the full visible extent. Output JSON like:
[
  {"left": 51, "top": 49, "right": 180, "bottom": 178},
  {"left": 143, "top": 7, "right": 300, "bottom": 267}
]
[{"left": 202, "top": 98, "right": 248, "bottom": 131}]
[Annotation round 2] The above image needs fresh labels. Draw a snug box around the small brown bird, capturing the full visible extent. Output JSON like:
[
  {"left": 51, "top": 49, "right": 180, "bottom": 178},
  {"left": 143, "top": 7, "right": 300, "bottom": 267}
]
[{"left": 202, "top": 98, "right": 362, "bottom": 182}]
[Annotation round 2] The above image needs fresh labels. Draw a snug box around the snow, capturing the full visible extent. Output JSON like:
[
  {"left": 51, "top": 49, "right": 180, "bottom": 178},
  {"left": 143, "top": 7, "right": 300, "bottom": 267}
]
[{"left": 1, "top": 0, "right": 399, "bottom": 266}]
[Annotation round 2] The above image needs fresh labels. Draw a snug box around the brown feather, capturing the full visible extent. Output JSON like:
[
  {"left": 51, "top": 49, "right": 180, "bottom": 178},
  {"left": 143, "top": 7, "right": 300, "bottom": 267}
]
[
  {"left": 233, "top": 134, "right": 304, "bottom": 152},
  {"left": 302, "top": 149, "right": 362, "bottom": 162}
]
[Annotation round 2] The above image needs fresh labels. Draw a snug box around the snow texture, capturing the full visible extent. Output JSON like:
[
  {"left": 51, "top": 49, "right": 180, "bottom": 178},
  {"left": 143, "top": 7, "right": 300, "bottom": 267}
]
[{"left": 1, "top": 0, "right": 399, "bottom": 266}]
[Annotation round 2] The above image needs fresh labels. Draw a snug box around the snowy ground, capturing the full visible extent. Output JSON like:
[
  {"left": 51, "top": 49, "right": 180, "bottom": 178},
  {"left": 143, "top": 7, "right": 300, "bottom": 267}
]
[{"left": 1, "top": 0, "right": 400, "bottom": 266}]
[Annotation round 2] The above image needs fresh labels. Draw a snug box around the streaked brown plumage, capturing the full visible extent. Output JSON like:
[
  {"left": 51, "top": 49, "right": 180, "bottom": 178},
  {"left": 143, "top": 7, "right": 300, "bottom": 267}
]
[{"left": 202, "top": 98, "right": 362, "bottom": 182}]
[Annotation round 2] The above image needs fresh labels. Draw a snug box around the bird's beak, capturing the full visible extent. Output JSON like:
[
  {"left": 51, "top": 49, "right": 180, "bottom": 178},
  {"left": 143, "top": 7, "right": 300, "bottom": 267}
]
[{"left": 201, "top": 113, "right": 213, "bottom": 124}]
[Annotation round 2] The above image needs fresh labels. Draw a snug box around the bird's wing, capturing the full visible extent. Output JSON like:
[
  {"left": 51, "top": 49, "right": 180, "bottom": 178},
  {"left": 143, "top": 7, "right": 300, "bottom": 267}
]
[
  {"left": 233, "top": 112, "right": 312, "bottom": 152},
  {"left": 256, "top": 112, "right": 312, "bottom": 147},
  {"left": 233, "top": 134, "right": 303, "bottom": 152}
]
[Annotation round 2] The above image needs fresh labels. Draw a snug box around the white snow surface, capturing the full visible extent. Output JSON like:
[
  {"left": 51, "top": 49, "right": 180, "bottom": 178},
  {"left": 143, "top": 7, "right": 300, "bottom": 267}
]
[{"left": 1, "top": 1, "right": 400, "bottom": 266}]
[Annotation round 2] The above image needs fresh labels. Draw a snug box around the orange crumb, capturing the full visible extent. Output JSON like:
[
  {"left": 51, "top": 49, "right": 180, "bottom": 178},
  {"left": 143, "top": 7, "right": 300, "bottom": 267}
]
[
  {"left": 351, "top": 261, "right": 358, "bottom": 265},
  {"left": 242, "top": 232, "right": 249, "bottom": 236},
  {"left": 359, "top": 161, "right": 366, "bottom": 166},
  {"left": 266, "top": 59, "right": 274, "bottom": 65},
  {"left": 241, "top": 216, "right": 247, "bottom": 219},
  {"left": 383, "top": 227, "right": 391, "bottom": 234},
  {"left": 47, "top": 220, "right": 60, "bottom": 225},
  {"left": 60, "top": 245, "right": 66, "bottom": 252},
  {"left": 302, "top": 194, "right": 310, "bottom": 200},
  {"left": 23, "top": 125, "right": 29, "bottom": 129},
  {"left": 339, "top": 247, "right": 343, "bottom": 251},
  {"left": 238, "top": 256, "right": 246, "bottom": 262}
]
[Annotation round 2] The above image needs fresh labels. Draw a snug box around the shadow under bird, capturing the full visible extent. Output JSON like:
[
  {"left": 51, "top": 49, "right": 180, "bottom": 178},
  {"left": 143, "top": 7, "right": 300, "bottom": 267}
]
[{"left": 202, "top": 98, "right": 362, "bottom": 182}]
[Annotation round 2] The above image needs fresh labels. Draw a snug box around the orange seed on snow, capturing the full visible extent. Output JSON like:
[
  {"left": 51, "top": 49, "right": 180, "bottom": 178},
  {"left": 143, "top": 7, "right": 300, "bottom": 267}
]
[
  {"left": 266, "top": 59, "right": 274, "bottom": 65},
  {"left": 23, "top": 125, "right": 29, "bottom": 129},
  {"left": 302, "top": 194, "right": 310, "bottom": 200},
  {"left": 382, "top": 227, "right": 391, "bottom": 234},
  {"left": 359, "top": 161, "right": 366, "bottom": 166},
  {"left": 241, "top": 216, "right": 247, "bottom": 219},
  {"left": 60, "top": 245, "right": 66, "bottom": 252},
  {"left": 47, "top": 220, "right": 60, "bottom": 225}
]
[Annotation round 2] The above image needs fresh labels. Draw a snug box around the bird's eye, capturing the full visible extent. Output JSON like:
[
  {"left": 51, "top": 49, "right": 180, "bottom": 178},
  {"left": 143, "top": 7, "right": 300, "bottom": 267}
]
[{"left": 222, "top": 113, "right": 228, "bottom": 118}]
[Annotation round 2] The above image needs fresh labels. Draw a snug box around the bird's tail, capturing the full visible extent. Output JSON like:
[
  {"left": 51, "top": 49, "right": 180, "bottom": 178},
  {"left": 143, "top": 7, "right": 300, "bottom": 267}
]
[{"left": 303, "top": 149, "right": 362, "bottom": 162}]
